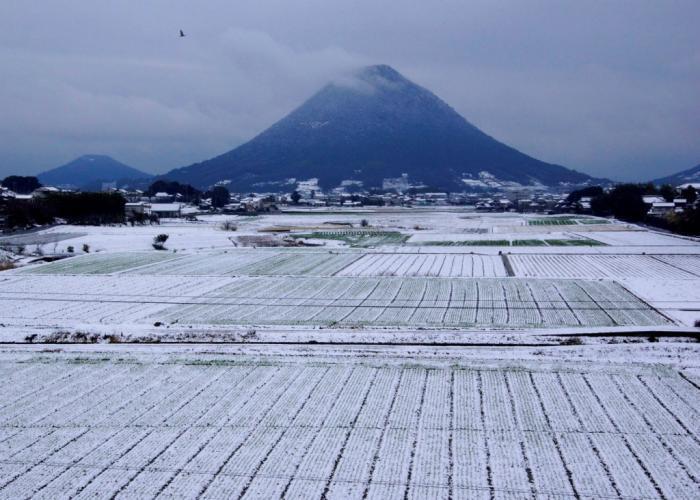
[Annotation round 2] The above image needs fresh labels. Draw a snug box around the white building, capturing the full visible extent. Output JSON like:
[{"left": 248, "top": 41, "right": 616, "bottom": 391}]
[{"left": 150, "top": 203, "right": 182, "bottom": 218}]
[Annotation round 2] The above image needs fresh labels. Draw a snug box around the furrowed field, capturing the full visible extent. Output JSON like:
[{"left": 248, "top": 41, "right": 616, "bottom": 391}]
[
  {"left": 0, "top": 210, "right": 699, "bottom": 500},
  {"left": 0, "top": 349, "right": 697, "bottom": 499},
  {"left": 1, "top": 271, "right": 669, "bottom": 328}
]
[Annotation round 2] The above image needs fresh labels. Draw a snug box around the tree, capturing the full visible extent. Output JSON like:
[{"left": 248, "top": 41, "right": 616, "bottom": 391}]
[
  {"left": 210, "top": 186, "right": 230, "bottom": 208},
  {"left": 44, "top": 192, "right": 126, "bottom": 225},
  {"left": 608, "top": 184, "right": 647, "bottom": 221},
  {"left": 659, "top": 184, "right": 676, "bottom": 202},
  {"left": 146, "top": 180, "right": 200, "bottom": 202},
  {"left": 1, "top": 192, "right": 125, "bottom": 229},
  {"left": 681, "top": 186, "right": 697, "bottom": 204},
  {"left": 588, "top": 184, "right": 647, "bottom": 222},
  {"left": 152, "top": 234, "right": 169, "bottom": 250},
  {"left": 1, "top": 176, "right": 41, "bottom": 194},
  {"left": 290, "top": 190, "right": 301, "bottom": 204},
  {"left": 566, "top": 186, "right": 604, "bottom": 203}
]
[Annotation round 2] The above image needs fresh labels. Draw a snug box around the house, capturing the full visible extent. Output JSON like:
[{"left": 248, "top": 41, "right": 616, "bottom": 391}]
[
  {"left": 150, "top": 203, "right": 182, "bottom": 218},
  {"left": 31, "top": 186, "right": 61, "bottom": 198},
  {"left": 642, "top": 195, "right": 665, "bottom": 205},
  {"left": 153, "top": 192, "right": 173, "bottom": 202},
  {"left": 124, "top": 202, "right": 152, "bottom": 218},
  {"left": 647, "top": 202, "right": 674, "bottom": 216}
]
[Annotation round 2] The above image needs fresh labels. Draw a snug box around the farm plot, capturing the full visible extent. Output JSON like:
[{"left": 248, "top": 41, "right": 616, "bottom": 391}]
[
  {"left": 15, "top": 250, "right": 365, "bottom": 277},
  {"left": 17, "top": 252, "right": 180, "bottom": 275},
  {"left": 0, "top": 271, "right": 671, "bottom": 328},
  {"left": 0, "top": 275, "right": 231, "bottom": 323},
  {"left": 527, "top": 216, "right": 608, "bottom": 226},
  {"left": 336, "top": 253, "right": 507, "bottom": 277},
  {"left": 232, "top": 251, "right": 362, "bottom": 276},
  {"left": 652, "top": 255, "right": 700, "bottom": 277},
  {"left": 292, "top": 230, "right": 409, "bottom": 247},
  {"left": 151, "top": 276, "right": 669, "bottom": 328},
  {"left": 580, "top": 230, "right": 695, "bottom": 246},
  {"left": 0, "top": 350, "right": 697, "bottom": 499},
  {"left": 122, "top": 251, "right": 272, "bottom": 276},
  {"left": 508, "top": 254, "right": 699, "bottom": 279}
]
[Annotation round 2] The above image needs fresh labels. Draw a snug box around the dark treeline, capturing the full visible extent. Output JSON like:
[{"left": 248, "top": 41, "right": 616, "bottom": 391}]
[
  {"left": 2, "top": 192, "right": 125, "bottom": 229},
  {"left": 1, "top": 176, "right": 42, "bottom": 194},
  {"left": 206, "top": 186, "right": 230, "bottom": 208},
  {"left": 567, "top": 183, "right": 699, "bottom": 235},
  {"left": 146, "top": 180, "right": 200, "bottom": 202}
]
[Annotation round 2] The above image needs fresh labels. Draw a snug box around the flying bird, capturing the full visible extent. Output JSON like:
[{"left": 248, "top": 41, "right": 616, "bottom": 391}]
[{"left": 179, "top": 30, "right": 186, "bottom": 37}]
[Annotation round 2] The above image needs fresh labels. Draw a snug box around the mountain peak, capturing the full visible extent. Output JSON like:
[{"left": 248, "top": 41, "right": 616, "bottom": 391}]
[
  {"left": 164, "top": 66, "right": 595, "bottom": 190},
  {"left": 77, "top": 154, "right": 114, "bottom": 162},
  {"left": 357, "top": 64, "right": 404, "bottom": 82}
]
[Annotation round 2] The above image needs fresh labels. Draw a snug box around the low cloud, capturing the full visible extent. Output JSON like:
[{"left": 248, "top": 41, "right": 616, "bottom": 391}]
[{"left": 0, "top": 28, "right": 365, "bottom": 176}]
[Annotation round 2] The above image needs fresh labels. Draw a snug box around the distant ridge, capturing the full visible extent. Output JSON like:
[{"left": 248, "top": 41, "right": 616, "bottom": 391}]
[
  {"left": 651, "top": 163, "right": 700, "bottom": 186},
  {"left": 38, "top": 155, "right": 152, "bottom": 189},
  {"left": 164, "top": 64, "right": 597, "bottom": 191}
]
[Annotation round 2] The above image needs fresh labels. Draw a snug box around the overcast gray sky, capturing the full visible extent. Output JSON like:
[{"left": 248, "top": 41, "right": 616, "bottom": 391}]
[{"left": 1, "top": 0, "right": 698, "bottom": 181}]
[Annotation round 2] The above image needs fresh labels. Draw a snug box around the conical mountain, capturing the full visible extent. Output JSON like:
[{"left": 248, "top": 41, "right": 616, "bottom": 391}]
[
  {"left": 165, "top": 65, "right": 594, "bottom": 190},
  {"left": 38, "top": 155, "right": 152, "bottom": 189}
]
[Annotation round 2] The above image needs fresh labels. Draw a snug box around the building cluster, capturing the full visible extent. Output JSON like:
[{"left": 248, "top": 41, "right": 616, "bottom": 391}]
[{"left": 3, "top": 175, "right": 698, "bottom": 231}]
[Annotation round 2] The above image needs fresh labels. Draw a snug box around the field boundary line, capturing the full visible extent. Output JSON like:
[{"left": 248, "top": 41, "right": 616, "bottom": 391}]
[
  {"left": 648, "top": 255, "right": 700, "bottom": 278},
  {"left": 500, "top": 253, "right": 515, "bottom": 277},
  {"left": 235, "top": 366, "right": 331, "bottom": 498},
  {"left": 277, "top": 367, "right": 358, "bottom": 497},
  {"left": 581, "top": 375, "right": 666, "bottom": 499},
  {"left": 556, "top": 372, "right": 623, "bottom": 497},
  {"left": 402, "top": 369, "right": 430, "bottom": 498},
  {"left": 476, "top": 371, "right": 495, "bottom": 498},
  {"left": 197, "top": 366, "right": 305, "bottom": 497},
  {"left": 154, "top": 366, "right": 278, "bottom": 496},
  {"left": 609, "top": 375, "right": 699, "bottom": 488},
  {"left": 361, "top": 369, "right": 405, "bottom": 499},
  {"left": 614, "top": 281, "right": 678, "bottom": 325},
  {"left": 320, "top": 368, "right": 380, "bottom": 499},
  {"left": 503, "top": 372, "right": 539, "bottom": 498}
]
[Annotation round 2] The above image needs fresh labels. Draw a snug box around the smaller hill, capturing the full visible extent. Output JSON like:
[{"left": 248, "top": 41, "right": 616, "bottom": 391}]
[
  {"left": 651, "top": 163, "right": 700, "bottom": 186},
  {"left": 38, "top": 155, "right": 152, "bottom": 189}
]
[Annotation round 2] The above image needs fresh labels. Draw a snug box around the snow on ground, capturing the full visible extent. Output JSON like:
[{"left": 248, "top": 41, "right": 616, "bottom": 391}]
[
  {"left": 1, "top": 210, "right": 699, "bottom": 499},
  {"left": 508, "top": 253, "right": 700, "bottom": 279},
  {"left": 0, "top": 344, "right": 697, "bottom": 499},
  {"left": 622, "top": 278, "right": 700, "bottom": 327},
  {"left": 13, "top": 218, "right": 241, "bottom": 254},
  {"left": 407, "top": 232, "right": 587, "bottom": 243},
  {"left": 580, "top": 229, "right": 698, "bottom": 246},
  {"left": 1, "top": 210, "right": 698, "bottom": 335},
  {"left": 1, "top": 259, "right": 672, "bottom": 330}
]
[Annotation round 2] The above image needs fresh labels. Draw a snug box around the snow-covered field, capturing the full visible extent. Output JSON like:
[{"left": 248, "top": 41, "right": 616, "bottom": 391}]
[
  {"left": 0, "top": 345, "right": 697, "bottom": 499},
  {"left": 336, "top": 253, "right": 507, "bottom": 277},
  {"left": 1, "top": 209, "right": 698, "bottom": 332},
  {"left": 0, "top": 273, "right": 669, "bottom": 329},
  {"left": 508, "top": 253, "right": 700, "bottom": 279},
  {"left": 1, "top": 210, "right": 699, "bottom": 499}
]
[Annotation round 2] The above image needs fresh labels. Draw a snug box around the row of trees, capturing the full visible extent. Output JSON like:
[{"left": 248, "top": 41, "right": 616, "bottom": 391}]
[
  {"left": 2, "top": 192, "right": 126, "bottom": 228},
  {"left": 567, "top": 183, "right": 698, "bottom": 235},
  {"left": 1, "top": 175, "right": 42, "bottom": 194},
  {"left": 0, "top": 178, "right": 237, "bottom": 230}
]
